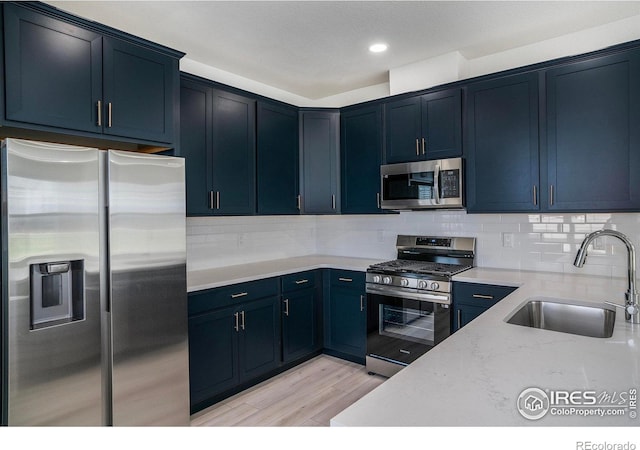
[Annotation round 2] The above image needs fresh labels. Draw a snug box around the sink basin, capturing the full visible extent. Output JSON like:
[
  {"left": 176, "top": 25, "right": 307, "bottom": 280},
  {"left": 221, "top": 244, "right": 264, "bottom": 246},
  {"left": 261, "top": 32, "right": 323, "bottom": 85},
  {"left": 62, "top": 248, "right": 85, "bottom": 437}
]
[{"left": 505, "top": 297, "right": 616, "bottom": 338}]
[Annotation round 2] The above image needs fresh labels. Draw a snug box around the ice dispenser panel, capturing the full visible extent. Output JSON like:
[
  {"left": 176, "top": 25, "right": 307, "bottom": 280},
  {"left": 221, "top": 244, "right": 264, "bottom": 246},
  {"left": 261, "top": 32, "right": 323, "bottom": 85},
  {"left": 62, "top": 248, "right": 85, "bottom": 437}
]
[{"left": 30, "top": 260, "right": 85, "bottom": 329}]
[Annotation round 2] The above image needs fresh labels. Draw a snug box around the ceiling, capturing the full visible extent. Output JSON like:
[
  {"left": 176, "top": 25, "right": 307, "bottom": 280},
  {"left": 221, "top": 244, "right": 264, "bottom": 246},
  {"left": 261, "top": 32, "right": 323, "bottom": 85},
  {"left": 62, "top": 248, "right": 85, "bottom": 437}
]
[{"left": 48, "top": 1, "right": 640, "bottom": 100}]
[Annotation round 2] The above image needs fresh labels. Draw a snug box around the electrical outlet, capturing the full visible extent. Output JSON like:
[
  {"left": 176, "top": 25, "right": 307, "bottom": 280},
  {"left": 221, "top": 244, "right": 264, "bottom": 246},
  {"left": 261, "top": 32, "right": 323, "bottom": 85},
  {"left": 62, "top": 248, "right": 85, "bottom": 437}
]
[
  {"left": 502, "top": 232, "right": 514, "bottom": 248},
  {"left": 593, "top": 237, "right": 605, "bottom": 251}
]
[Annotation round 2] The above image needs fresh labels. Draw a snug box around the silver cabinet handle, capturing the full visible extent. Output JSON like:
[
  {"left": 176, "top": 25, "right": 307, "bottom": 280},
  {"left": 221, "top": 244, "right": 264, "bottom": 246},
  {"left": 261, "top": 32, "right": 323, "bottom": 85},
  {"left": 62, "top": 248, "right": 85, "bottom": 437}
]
[
  {"left": 338, "top": 277, "right": 352, "bottom": 282},
  {"left": 216, "top": 191, "right": 221, "bottom": 209},
  {"left": 107, "top": 102, "right": 113, "bottom": 128},
  {"left": 331, "top": 194, "right": 336, "bottom": 210},
  {"left": 360, "top": 295, "right": 364, "bottom": 312},
  {"left": 415, "top": 138, "right": 420, "bottom": 156},
  {"left": 376, "top": 192, "right": 381, "bottom": 209},
  {"left": 240, "top": 310, "right": 245, "bottom": 330},
  {"left": 457, "top": 309, "right": 462, "bottom": 329},
  {"left": 234, "top": 312, "right": 239, "bottom": 332},
  {"left": 533, "top": 185, "right": 538, "bottom": 206},
  {"left": 97, "top": 100, "right": 102, "bottom": 126},
  {"left": 209, "top": 191, "right": 215, "bottom": 209},
  {"left": 297, "top": 194, "right": 301, "bottom": 210},
  {"left": 231, "top": 292, "right": 248, "bottom": 299},
  {"left": 433, "top": 164, "right": 441, "bottom": 205},
  {"left": 422, "top": 137, "right": 426, "bottom": 155},
  {"left": 284, "top": 299, "right": 289, "bottom": 316},
  {"left": 472, "top": 294, "right": 494, "bottom": 300},
  {"left": 295, "top": 279, "right": 309, "bottom": 285},
  {"left": 550, "top": 184, "right": 554, "bottom": 206}
]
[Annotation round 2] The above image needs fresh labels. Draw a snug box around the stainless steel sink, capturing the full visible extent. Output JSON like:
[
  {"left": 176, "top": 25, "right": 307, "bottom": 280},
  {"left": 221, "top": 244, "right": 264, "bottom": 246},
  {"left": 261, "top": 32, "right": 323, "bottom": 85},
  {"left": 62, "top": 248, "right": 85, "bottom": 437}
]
[{"left": 505, "top": 297, "right": 616, "bottom": 338}]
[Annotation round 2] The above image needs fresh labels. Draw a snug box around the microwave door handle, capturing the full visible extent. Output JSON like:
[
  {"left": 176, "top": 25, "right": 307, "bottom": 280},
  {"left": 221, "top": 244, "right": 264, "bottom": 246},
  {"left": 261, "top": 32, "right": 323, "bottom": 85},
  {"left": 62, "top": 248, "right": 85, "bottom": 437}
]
[{"left": 433, "top": 165, "right": 441, "bottom": 204}]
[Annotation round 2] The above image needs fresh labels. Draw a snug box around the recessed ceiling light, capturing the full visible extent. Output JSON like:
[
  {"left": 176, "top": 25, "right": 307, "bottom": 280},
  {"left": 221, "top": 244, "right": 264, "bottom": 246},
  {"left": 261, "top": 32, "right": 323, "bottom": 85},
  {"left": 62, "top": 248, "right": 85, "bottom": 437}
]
[{"left": 369, "top": 43, "right": 388, "bottom": 53}]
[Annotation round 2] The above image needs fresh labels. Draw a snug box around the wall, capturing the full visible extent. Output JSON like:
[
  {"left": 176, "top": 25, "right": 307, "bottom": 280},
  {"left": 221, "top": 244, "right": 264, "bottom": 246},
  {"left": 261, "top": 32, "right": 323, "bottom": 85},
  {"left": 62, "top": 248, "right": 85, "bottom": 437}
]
[{"left": 187, "top": 212, "right": 640, "bottom": 281}]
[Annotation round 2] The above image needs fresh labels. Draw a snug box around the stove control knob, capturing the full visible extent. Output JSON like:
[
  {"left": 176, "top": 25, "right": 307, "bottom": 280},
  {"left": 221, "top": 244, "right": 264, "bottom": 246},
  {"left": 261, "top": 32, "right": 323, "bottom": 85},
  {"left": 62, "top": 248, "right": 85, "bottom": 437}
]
[
  {"left": 372, "top": 275, "right": 381, "bottom": 283},
  {"left": 417, "top": 280, "right": 428, "bottom": 290},
  {"left": 382, "top": 276, "right": 392, "bottom": 284},
  {"left": 430, "top": 282, "right": 440, "bottom": 291},
  {"left": 400, "top": 278, "right": 409, "bottom": 287}
]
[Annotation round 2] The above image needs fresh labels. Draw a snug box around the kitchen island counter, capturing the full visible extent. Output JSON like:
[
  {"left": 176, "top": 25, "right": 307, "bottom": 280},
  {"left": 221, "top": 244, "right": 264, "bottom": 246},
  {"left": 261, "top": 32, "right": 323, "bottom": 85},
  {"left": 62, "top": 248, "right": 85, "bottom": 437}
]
[
  {"left": 331, "top": 267, "right": 640, "bottom": 426},
  {"left": 188, "top": 255, "right": 382, "bottom": 292}
]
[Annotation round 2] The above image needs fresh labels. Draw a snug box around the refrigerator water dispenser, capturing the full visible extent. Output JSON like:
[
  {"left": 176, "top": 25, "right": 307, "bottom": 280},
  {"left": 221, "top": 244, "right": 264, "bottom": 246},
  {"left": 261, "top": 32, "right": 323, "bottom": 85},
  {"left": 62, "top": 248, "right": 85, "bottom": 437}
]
[{"left": 29, "top": 260, "right": 85, "bottom": 329}]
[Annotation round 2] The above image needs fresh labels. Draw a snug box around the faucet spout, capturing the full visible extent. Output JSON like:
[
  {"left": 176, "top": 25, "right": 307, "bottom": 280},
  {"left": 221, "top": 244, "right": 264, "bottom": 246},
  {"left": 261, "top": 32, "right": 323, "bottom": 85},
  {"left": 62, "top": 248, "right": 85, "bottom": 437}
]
[{"left": 574, "top": 229, "right": 639, "bottom": 324}]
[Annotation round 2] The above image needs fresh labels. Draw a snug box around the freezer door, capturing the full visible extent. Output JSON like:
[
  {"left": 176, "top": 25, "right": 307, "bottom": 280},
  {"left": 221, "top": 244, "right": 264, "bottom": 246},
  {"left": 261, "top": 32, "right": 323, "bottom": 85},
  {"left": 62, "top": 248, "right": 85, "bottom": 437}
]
[
  {"left": 2, "top": 139, "right": 102, "bottom": 425},
  {"left": 107, "top": 150, "right": 189, "bottom": 426}
]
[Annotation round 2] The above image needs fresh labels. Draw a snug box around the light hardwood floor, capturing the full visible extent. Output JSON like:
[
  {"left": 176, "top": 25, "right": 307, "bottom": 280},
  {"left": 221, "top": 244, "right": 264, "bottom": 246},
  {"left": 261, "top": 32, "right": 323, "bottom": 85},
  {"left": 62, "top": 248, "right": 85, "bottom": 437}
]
[{"left": 191, "top": 355, "right": 385, "bottom": 427}]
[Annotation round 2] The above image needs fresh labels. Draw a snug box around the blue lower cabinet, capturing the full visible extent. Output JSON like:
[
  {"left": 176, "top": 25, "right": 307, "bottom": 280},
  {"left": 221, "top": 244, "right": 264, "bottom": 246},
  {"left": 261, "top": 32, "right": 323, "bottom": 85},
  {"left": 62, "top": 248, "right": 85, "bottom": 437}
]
[
  {"left": 188, "top": 305, "right": 239, "bottom": 408},
  {"left": 281, "top": 271, "right": 322, "bottom": 363},
  {"left": 324, "top": 270, "right": 367, "bottom": 363},
  {"left": 452, "top": 282, "right": 517, "bottom": 331},
  {"left": 188, "top": 285, "right": 280, "bottom": 412}
]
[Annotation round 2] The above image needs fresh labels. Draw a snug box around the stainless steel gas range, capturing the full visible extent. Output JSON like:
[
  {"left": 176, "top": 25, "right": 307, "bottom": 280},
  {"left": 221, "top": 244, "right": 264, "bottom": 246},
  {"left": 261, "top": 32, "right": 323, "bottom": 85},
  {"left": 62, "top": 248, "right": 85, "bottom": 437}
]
[{"left": 365, "top": 235, "right": 476, "bottom": 377}]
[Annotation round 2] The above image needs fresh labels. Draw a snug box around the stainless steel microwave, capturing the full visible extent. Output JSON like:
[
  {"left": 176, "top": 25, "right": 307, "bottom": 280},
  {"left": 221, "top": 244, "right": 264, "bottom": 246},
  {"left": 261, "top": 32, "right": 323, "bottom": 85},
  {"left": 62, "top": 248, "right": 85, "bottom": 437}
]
[{"left": 380, "top": 157, "right": 464, "bottom": 210}]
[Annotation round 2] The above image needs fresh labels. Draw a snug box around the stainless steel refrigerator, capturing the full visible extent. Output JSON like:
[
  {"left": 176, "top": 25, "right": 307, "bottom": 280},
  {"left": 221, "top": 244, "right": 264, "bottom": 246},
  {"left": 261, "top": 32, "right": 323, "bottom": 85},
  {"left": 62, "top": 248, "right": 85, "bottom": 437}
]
[{"left": 0, "top": 138, "right": 190, "bottom": 426}]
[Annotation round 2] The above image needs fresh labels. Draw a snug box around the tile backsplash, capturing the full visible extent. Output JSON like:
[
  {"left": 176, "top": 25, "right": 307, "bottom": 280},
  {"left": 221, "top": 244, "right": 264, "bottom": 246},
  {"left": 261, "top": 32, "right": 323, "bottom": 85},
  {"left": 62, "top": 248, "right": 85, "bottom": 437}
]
[{"left": 187, "top": 211, "right": 640, "bottom": 279}]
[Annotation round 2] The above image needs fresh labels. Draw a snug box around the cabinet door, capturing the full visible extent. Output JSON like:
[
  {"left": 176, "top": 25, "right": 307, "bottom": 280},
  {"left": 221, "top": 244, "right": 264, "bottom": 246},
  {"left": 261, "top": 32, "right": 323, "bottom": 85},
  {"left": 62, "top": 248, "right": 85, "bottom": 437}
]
[
  {"left": 300, "top": 111, "right": 340, "bottom": 214},
  {"left": 257, "top": 102, "right": 299, "bottom": 215},
  {"left": 326, "top": 276, "right": 366, "bottom": 361},
  {"left": 453, "top": 304, "right": 488, "bottom": 332},
  {"left": 384, "top": 96, "right": 422, "bottom": 163},
  {"left": 188, "top": 307, "right": 239, "bottom": 409},
  {"left": 282, "top": 288, "right": 319, "bottom": 363},
  {"left": 466, "top": 72, "right": 540, "bottom": 212},
  {"left": 421, "top": 89, "right": 462, "bottom": 159},
  {"left": 103, "top": 37, "right": 175, "bottom": 143},
  {"left": 238, "top": 296, "right": 280, "bottom": 381},
  {"left": 211, "top": 90, "right": 256, "bottom": 215},
  {"left": 3, "top": 4, "right": 102, "bottom": 133},
  {"left": 341, "top": 105, "right": 383, "bottom": 214},
  {"left": 545, "top": 50, "right": 640, "bottom": 211},
  {"left": 180, "top": 77, "right": 213, "bottom": 216}
]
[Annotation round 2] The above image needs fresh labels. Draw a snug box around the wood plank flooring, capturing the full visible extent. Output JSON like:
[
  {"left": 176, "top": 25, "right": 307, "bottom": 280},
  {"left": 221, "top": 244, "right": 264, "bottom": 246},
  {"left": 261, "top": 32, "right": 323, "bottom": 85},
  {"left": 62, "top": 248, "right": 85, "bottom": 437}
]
[{"left": 191, "top": 355, "right": 385, "bottom": 427}]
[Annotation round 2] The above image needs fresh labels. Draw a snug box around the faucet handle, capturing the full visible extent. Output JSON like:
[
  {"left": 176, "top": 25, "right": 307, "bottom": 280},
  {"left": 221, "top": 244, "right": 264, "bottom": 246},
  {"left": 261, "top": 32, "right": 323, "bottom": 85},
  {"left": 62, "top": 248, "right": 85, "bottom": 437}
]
[{"left": 604, "top": 301, "right": 638, "bottom": 316}]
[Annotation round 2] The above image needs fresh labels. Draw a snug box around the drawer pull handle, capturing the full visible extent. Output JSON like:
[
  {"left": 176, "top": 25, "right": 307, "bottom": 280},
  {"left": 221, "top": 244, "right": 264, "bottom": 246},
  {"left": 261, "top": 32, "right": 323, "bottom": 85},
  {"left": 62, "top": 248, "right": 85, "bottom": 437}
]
[
  {"left": 240, "top": 310, "right": 245, "bottom": 330},
  {"left": 338, "top": 277, "right": 353, "bottom": 282},
  {"left": 295, "top": 279, "right": 309, "bottom": 285},
  {"left": 284, "top": 299, "right": 289, "bottom": 316},
  {"left": 234, "top": 312, "right": 239, "bottom": 332},
  {"left": 472, "top": 294, "right": 494, "bottom": 300},
  {"left": 231, "top": 292, "right": 248, "bottom": 299}
]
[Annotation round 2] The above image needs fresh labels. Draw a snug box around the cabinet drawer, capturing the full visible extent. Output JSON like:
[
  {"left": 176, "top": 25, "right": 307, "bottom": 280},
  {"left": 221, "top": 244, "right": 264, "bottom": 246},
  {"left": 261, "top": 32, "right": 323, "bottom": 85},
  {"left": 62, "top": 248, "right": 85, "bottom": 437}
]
[
  {"left": 329, "top": 269, "right": 365, "bottom": 287},
  {"left": 189, "top": 277, "right": 279, "bottom": 316},
  {"left": 281, "top": 270, "right": 319, "bottom": 293},
  {"left": 453, "top": 282, "right": 517, "bottom": 308}
]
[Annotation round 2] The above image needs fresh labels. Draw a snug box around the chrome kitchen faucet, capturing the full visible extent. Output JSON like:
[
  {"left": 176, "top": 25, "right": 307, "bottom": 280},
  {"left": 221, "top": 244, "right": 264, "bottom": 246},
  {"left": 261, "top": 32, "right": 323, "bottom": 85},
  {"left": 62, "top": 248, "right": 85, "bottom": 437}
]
[{"left": 574, "top": 229, "right": 640, "bottom": 324}]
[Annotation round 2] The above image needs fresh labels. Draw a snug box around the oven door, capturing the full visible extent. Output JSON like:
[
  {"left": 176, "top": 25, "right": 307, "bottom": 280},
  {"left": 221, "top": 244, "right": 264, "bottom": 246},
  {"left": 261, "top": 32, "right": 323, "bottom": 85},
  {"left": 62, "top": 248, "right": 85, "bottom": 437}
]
[{"left": 366, "top": 292, "right": 451, "bottom": 369}]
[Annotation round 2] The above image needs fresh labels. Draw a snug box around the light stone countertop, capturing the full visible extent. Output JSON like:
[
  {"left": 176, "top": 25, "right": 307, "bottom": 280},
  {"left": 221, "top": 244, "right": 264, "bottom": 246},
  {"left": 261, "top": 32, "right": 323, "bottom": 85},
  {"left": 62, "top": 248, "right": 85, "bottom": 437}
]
[
  {"left": 187, "top": 255, "right": 383, "bottom": 292},
  {"left": 331, "top": 267, "right": 640, "bottom": 427}
]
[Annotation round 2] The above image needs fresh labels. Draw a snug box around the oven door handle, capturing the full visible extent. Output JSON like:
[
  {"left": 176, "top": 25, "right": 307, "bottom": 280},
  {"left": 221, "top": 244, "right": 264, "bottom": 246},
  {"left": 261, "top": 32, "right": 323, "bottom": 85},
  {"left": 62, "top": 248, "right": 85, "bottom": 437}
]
[{"left": 366, "top": 284, "right": 450, "bottom": 305}]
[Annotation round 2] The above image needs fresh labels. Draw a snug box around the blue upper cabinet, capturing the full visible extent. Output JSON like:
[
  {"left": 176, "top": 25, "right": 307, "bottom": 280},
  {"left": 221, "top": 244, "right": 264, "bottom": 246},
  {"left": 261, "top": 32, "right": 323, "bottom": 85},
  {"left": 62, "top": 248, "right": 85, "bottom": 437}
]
[
  {"left": 180, "top": 76, "right": 257, "bottom": 216},
  {"left": 384, "top": 88, "right": 462, "bottom": 163},
  {"left": 340, "top": 104, "right": 383, "bottom": 214},
  {"left": 465, "top": 72, "right": 540, "bottom": 213},
  {"left": 180, "top": 76, "right": 212, "bottom": 216},
  {"left": 1, "top": 2, "right": 181, "bottom": 147},
  {"left": 299, "top": 110, "right": 340, "bottom": 214},
  {"left": 544, "top": 49, "right": 640, "bottom": 212},
  {"left": 211, "top": 89, "right": 257, "bottom": 215},
  {"left": 257, "top": 102, "right": 300, "bottom": 215},
  {"left": 102, "top": 37, "right": 176, "bottom": 144},
  {"left": 3, "top": 4, "right": 103, "bottom": 134}
]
